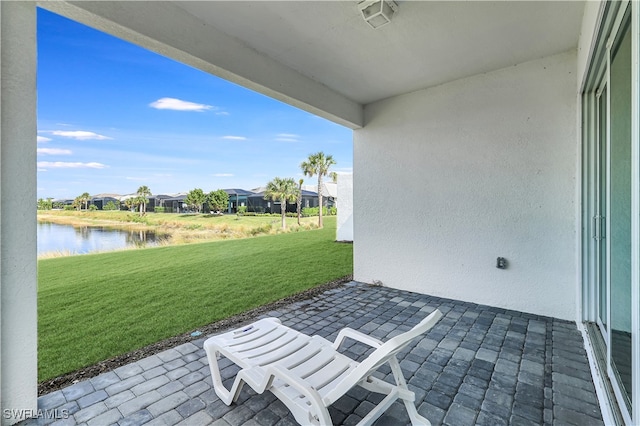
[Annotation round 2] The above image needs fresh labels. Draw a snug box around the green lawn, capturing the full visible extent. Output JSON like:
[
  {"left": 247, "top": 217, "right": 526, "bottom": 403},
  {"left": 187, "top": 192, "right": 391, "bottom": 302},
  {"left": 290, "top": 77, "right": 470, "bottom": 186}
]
[{"left": 38, "top": 218, "right": 352, "bottom": 381}]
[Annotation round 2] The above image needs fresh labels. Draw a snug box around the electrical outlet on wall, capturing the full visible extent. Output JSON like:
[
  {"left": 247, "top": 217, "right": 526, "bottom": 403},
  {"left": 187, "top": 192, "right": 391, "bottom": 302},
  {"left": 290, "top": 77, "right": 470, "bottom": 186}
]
[{"left": 497, "top": 257, "right": 507, "bottom": 269}]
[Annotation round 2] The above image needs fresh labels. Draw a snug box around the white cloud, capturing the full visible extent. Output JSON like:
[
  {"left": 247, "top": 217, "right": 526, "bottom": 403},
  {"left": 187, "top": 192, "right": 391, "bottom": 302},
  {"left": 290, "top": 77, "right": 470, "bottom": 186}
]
[
  {"left": 275, "top": 133, "right": 300, "bottom": 142},
  {"left": 221, "top": 136, "right": 247, "bottom": 141},
  {"left": 149, "top": 97, "right": 213, "bottom": 112},
  {"left": 215, "top": 111, "right": 230, "bottom": 116},
  {"left": 51, "top": 130, "right": 112, "bottom": 140},
  {"left": 37, "top": 148, "right": 72, "bottom": 155},
  {"left": 213, "top": 173, "right": 234, "bottom": 177},
  {"left": 37, "top": 161, "right": 107, "bottom": 169},
  {"left": 37, "top": 136, "right": 52, "bottom": 143}
]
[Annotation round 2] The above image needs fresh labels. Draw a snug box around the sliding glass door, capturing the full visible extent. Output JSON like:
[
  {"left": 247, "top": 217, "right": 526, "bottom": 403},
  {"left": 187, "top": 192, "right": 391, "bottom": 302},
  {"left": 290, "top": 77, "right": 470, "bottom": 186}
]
[
  {"left": 583, "top": 1, "right": 637, "bottom": 422},
  {"left": 595, "top": 83, "right": 608, "bottom": 340},
  {"left": 608, "top": 8, "right": 632, "bottom": 409}
]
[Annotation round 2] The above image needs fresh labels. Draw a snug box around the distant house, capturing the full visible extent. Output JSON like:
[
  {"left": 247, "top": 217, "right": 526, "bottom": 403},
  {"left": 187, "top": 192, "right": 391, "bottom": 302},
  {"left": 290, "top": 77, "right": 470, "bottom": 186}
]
[
  {"left": 158, "top": 193, "right": 188, "bottom": 213},
  {"left": 49, "top": 187, "right": 335, "bottom": 213},
  {"left": 85, "top": 193, "right": 164, "bottom": 211},
  {"left": 118, "top": 193, "right": 137, "bottom": 211},
  {"left": 90, "top": 194, "right": 120, "bottom": 210},
  {"left": 301, "top": 183, "right": 337, "bottom": 209},
  {"left": 223, "top": 188, "right": 254, "bottom": 213},
  {"left": 247, "top": 188, "right": 319, "bottom": 214},
  {"left": 322, "top": 182, "right": 337, "bottom": 209},
  {"left": 152, "top": 194, "right": 179, "bottom": 212},
  {"left": 52, "top": 198, "right": 74, "bottom": 209},
  {"left": 145, "top": 196, "right": 158, "bottom": 212},
  {"left": 52, "top": 194, "right": 120, "bottom": 210}
]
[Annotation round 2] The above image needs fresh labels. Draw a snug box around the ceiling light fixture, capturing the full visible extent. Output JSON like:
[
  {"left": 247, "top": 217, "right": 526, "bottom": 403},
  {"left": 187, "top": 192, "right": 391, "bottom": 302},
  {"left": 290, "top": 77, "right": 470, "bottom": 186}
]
[{"left": 358, "top": 0, "right": 398, "bottom": 29}]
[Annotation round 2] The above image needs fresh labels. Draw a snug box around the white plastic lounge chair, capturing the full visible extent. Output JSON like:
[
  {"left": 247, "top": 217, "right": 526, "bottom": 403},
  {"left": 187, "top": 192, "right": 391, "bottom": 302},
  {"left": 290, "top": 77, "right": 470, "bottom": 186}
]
[{"left": 204, "top": 309, "right": 443, "bottom": 426}]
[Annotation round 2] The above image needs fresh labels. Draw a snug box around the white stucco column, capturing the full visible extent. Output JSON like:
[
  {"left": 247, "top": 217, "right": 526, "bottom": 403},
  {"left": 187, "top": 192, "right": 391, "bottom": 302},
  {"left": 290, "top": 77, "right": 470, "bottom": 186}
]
[
  {"left": 0, "top": 2, "right": 38, "bottom": 423},
  {"left": 336, "top": 173, "right": 353, "bottom": 242}
]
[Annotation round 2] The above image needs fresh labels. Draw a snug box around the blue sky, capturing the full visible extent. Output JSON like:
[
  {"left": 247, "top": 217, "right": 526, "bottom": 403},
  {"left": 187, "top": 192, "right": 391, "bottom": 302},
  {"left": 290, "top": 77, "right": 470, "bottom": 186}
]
[{"left": 36, "top": 8, "right": 353, "bottom": 200}]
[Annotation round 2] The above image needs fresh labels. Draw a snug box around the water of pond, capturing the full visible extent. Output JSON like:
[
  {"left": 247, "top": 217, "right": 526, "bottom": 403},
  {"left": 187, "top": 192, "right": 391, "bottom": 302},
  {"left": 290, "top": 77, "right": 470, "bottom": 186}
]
[{"left": 37, "top": 222, "right": 169, "bottom": 256}]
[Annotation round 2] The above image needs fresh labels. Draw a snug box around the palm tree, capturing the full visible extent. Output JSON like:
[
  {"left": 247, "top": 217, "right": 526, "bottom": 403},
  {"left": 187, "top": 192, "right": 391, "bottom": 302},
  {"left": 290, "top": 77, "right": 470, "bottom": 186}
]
[
  {"left": 136, "top": 185, "right": 152, "bottom": 216},
  {"left": 300, "top": 152, "right": 335, "bottom": 228},
  {"left": 264, "top": 177, "right": 299, "bottom": 230},
  {"left": 297, "top": 178, "right": 304, "bottom": 226},
  {"left": 124, "top": 197, "right": 135, "bottom": 212},
  {"left": 72, "top": 196, "right": 82, "bottom": 211},
  {"left": 80, "top": 192, "right": 91, "bottom": 210}
]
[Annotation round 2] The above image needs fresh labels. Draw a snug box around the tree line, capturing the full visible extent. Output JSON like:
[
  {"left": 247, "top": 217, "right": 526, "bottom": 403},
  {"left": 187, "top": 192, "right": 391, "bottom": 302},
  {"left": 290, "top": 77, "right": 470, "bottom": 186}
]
[
  {"left": 37, "top": 151, "right": 338, "bottom": 229},
  {"left": 182, "top": 188, "right": 229, "bottom": 214},
  {"left": 37, "top": 185, "right": 229, "bottom": 217},
  {"left": 265, "top": 151, "right": 336, "bottom": 230}
]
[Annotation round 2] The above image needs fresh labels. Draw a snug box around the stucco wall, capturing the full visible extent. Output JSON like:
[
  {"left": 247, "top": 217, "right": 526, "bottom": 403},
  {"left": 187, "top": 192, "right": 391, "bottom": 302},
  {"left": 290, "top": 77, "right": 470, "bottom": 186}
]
[
  {"left": 0, "top": 1, "right": 38, "bottom": 422},
  {"left": 336, "top": 173, "right": 353, "bottom": 242},
  {"left": 354, "top": 50, "right": 578, "bottom": 320}
]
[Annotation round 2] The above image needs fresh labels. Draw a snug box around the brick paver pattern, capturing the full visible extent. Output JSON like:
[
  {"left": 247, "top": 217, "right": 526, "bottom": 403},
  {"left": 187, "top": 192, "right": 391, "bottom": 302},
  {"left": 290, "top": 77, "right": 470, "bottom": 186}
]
[{"left": 28, "top": 282, "right": 604, "bottom": 425}]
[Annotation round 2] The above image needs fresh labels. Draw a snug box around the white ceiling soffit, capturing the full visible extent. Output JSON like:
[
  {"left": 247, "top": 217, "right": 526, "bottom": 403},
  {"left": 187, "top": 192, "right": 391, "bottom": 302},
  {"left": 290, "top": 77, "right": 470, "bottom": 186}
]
[
  {"left": 173, "top": 1, "right": 585, "bottom": 105},
  {"left": 40, "top": 1, "right": 585, "bottom": 128}
]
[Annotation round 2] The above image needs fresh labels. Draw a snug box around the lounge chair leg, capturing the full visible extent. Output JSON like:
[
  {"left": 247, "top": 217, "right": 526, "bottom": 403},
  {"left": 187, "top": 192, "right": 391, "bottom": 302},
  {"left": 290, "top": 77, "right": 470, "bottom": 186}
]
[
  {"left": 356, "top": 389, "right": 400, "bottom": 426},
  {"left": 404, "top": 400, "right": 431, "bottom": 426},
  {"left": 207, "top": 351, "right": 245, "bottom": 405},
  {"left": 305, "top": 406, "right": 332, "bottom": 426},
  {"left": 389, "top": 357, "right": 431, "bottom": 425}
]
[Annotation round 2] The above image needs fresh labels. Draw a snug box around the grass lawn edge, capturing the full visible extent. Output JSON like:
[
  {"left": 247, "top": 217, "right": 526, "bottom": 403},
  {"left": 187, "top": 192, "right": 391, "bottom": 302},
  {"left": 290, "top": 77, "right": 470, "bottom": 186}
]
[{"left": 38, "top": 274, "right": 354, "bottom": 396}]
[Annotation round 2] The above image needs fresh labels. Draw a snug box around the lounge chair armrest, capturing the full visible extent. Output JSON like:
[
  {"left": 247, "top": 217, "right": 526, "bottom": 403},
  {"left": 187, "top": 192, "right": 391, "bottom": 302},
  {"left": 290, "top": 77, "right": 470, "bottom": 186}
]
[{"left": 333, "top": 327, "right": 384, "bottom": 350}]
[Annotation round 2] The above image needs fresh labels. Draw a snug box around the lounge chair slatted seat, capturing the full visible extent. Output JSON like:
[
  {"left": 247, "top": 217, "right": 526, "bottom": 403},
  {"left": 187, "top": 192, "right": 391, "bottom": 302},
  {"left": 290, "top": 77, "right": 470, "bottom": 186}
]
[{"left": 204, "top": 310, "right": 442, "bottom": 426}]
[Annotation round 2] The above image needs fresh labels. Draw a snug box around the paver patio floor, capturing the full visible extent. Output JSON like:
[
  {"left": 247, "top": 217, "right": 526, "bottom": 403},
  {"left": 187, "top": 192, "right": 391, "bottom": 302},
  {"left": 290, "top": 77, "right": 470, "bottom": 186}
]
[{"left": 29, "top": 282, "right": 603, "bottom": 425}]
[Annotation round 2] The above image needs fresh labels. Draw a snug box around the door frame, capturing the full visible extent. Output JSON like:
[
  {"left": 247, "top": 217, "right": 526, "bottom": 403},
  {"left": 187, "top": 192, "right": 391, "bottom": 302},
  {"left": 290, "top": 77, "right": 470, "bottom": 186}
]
[{"left": 581, "top": 1, "right": 639, "bottom": 423}]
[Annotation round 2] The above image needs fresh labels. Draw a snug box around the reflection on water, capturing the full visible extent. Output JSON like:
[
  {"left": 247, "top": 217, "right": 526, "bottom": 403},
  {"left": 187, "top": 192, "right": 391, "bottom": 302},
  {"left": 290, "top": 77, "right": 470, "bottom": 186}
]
[{"left": 38, "top": 222, "right": 169, "bottom": 256}]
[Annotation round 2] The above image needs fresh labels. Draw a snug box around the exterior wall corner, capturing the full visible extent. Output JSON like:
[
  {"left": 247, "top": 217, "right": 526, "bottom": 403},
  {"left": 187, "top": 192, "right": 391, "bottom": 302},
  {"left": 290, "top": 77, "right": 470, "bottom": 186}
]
[{"left": 0, "top": 1, "right": 38, "bottom": 423}]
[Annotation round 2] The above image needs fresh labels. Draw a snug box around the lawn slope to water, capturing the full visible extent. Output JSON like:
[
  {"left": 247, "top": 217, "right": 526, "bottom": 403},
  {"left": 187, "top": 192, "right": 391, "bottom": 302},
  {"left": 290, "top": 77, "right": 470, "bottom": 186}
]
[{"left": 38, "top": 219, "right": 352, "bottom": 381}]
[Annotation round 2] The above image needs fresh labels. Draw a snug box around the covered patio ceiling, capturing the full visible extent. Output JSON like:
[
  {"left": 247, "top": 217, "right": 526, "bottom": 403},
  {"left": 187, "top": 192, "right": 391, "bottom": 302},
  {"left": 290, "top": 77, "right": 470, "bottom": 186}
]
[
  {"left": 40, "top": 1, "right": 586, "bottom": 128},
  {"left": 175, "top": 1, "right": 585, "bottom": 105}
]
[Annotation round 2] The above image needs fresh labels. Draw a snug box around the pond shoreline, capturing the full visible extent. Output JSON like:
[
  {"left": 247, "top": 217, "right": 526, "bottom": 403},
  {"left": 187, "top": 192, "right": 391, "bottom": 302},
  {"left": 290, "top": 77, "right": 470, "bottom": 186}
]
[
  {"left": 37, "top": 221, "right": 171, "bottom": 258},
  {"left": 37, "top": 210, "right": 323, "bottom": 257},
  {"left": 37, "top": 212, "right": 162, "bottom": 232}
]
